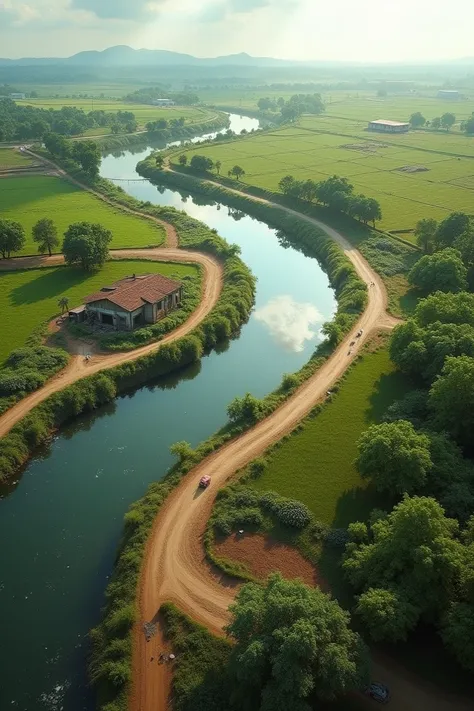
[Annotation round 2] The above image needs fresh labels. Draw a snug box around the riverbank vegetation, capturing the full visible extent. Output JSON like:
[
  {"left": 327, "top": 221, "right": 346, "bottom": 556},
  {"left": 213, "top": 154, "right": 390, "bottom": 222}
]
[{"left": 0, "top": 175, "right": 165, "bottom": 256}]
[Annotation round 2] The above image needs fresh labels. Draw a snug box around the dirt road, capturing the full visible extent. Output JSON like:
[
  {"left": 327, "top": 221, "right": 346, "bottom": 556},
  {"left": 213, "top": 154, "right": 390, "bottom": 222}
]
[{"left": 0, "top": 247, "right": 222, "bottom": 438}]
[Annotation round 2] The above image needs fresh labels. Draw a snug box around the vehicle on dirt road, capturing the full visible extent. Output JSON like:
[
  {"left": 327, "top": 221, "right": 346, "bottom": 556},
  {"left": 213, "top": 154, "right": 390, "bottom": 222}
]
[
  {"left": 199, "top": 475, "right": 211, "bottom": 489},
  {"left": 365, "top": 682, "right": 390, "bottom": 704}
]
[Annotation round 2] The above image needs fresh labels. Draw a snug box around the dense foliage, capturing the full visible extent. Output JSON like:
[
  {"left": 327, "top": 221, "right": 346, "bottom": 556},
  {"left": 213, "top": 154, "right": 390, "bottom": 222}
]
[
  {"left": 226, "top": 574, "right": 368, "bottom": 711},
  {"left": 278, "top": 174, "right": 382, "bottom": 225},
  {"left": 344, "top": 496, "right": 465, "bottom": 642},
  {"left": 0, "top": 98, "right": 138, "bottom": 141},
  {"left": 408, "top": 248, "right": 467, "bottom": 293},
  {"left": 257, "top": 93, "right": 324, "bottom": 123},
  {"left": 0, "top": 218, "right": 26, "bottom": 259},
  {"left": 62, "top": 221, "right": 112, "bottom": 270}
]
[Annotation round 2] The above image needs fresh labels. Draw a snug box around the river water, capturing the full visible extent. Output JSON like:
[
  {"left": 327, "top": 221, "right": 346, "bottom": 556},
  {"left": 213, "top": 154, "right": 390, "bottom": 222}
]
[{"left": 0, "top": 115, "right": 336, "bottom": 711}]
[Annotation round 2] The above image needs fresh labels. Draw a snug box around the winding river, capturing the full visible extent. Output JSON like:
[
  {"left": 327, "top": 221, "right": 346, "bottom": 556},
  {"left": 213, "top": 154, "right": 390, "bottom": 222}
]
[{"left": 0, "top": 115, "right": 336, "bottom": 711}]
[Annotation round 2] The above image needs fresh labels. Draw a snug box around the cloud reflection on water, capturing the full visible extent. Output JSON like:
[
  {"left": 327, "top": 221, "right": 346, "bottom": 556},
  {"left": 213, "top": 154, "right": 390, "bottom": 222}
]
[{"left": 254, "top": 295, "right": 323, "bottom": 352}]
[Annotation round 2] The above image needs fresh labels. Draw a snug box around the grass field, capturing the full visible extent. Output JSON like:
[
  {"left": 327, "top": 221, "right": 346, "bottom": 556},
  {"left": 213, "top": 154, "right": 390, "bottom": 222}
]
[
  {"left": 16, "top": 99, "right": 218, "bottom": 128},
  {"left": 0, "top": 260, "right": 197, "bottom": 363},
  {"left": 250, "top": 342, "right": 412, "bottom": 527},
  {"left": 0, "top": 148, "right": 34, "bottom": 169},
  {"left": 0, "top": 175, "right": 165, "bottom": 255},
  {"left": 174, "top": 119, "right": 474, "bottom": 231}
]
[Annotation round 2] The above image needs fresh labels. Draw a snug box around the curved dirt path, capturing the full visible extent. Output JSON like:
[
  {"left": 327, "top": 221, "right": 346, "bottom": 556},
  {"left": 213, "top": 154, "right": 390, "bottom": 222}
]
[
  {"left": 133, "top": 213, "right": 403, "bottom": 711},
  {"left": 0, "top": 247, "right": 222, "bottom": 438}
]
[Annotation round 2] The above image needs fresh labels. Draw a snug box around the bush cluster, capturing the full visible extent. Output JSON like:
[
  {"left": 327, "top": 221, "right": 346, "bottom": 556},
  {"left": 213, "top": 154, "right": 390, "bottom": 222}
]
[{"left": 0, "top": 345, "right": 69, "bottom": 412}]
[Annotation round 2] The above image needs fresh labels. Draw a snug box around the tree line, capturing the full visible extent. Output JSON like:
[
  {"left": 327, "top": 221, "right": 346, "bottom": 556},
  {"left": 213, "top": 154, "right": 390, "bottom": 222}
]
[
  {"left": 409, "top": 110, "right": 474, "bottom": 134},
  {"left": 44, "top": 133, "right": 101, "bottom": 177},
  {"left": 257, "top": 92, "right": 325, "bottom": 123},
  {"left": 145, "top": 116, "right": 186, "bottom": 132},
  {"left": 279, "top": 174, "right": 382, "bottom": 225},
  {"left": 123, "top": 87, "right": 199, "bottom": 105},
  {"left": 0, "top": 217, "right": 112, "bottom": 270},
  {"left": 0, "top": 98, "right": 138, "bottom": 141}
]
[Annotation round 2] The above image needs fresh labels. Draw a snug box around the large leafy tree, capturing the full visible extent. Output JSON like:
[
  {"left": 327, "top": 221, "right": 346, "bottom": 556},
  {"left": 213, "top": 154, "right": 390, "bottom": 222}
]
[
  {"left": 190, "top": 154, "right": 214, "bottom": 172},
  {"left": 32, "top": 218, "right": 59, "bottom": 256},
  {"left": 355, "top": 587, "right": 420, "bottom": 642},
  {"left": 409, "top": 112, "right": 426, "bottom": 128},
  {"left": 414, "top": 291, "right": 474, "bottom": 328},
  {"left": 43, "top": 131, "right": 70, "bottom": 159},
  {"left": 429, "top": 355, "right": 474, "bottom": 447},
  {"left": 389, "top": 319, "right": 474, "bottom": 382},
  {"left": 0, "top": 219, "right": 26, "bottom": 259},
  {"left": 414, "top": 217, "right": 438, "bottom": 253},
  {"left": 435, "top": 212, "right": 471, "bottom": 250},
  {"left": 226, "top": 573, "right": 369, "bottom": 711},
  {"left": 408, "top": 248, "right": 467, "bottom": 293},
  {"left": 440, "top": 113, "right": 456, "bottom": 131},
  {"left": 62, "top": 222, "right": 112, "bottom": 271},
  {"left": 344, "top": 496, "right": 464, "bottom": 641},
  {"left": 71, "top": 140, "right": 101, "bottom": 177},
  {"left": 356, "top": 420, "right": 432, "bottom": 495}
]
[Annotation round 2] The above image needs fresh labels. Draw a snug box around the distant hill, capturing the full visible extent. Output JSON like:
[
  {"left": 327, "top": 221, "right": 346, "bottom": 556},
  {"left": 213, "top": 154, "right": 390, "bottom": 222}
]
[{"left": 0, "top": 46, "right": 300, "bottom": 68}]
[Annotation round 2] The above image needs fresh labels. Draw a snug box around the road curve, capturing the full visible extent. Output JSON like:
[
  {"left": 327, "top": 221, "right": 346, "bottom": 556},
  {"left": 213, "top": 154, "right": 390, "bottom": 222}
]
[
  {"left": 132, "top": 211, "right": 405, "bottom": 711},
  {"left": 0, "top": 247, "right": 222, "bottom": 439}
]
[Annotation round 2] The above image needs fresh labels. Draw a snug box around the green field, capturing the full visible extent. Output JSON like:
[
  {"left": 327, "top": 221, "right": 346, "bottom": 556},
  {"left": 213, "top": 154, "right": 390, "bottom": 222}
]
[
  {"left": 175, "top": 119, "right": 474, "bottom": 231},
  {"left": 0, "top": 175, "right": 165, "bottom": 255},
  {"left": 0, "top": 260, "right": 197, "bottom": 363},
  {"left": 16, "top": 99, "right": 218, "bottom": 128},
  {"left": 251, "top": 344, "right": 412, "bottom": 526},
  {"left": 0, "top": 148, "right": 33, "bottom": 168}
]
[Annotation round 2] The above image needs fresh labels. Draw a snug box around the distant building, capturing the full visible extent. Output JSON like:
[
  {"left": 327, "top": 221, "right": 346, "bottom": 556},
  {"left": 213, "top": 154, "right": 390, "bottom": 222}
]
[
  {"left": 152, "top": 98, "right": 175, "bottom": 107},
  {"left": 368, "top": 119, "right": 410, "bottom": 134},
  {"left": 69, "top": 274, "right": 182, "bottom": 331},
  {"left": 10, "top": 93, "right": 26, "bottom": 100},
  {"left": 437, "top": 90, "right": 460, "bottom": 100}
]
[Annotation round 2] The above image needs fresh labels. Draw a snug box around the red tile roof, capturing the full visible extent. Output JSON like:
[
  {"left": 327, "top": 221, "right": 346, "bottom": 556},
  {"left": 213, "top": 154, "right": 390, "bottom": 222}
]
[{"left": 84, "top": 273, "right": 181, "bottom": 312}]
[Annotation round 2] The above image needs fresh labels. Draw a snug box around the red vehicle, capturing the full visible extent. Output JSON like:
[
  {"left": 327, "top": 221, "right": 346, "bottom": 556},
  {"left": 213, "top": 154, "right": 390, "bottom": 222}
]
[{"left": 199, "top": 475, "right": 211, "bottom": 489}]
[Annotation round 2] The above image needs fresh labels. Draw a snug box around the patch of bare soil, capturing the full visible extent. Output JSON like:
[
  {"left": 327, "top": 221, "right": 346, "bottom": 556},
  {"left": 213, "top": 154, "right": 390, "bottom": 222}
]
[
  {"left": 340, "top": 143, "right": 383, "bottom": 153},
  {"left": 395, "top": 165, "right": 429, "bottom": 173},
  {"left": 214, "top": 533, "right": 326, "bottom": 588}
]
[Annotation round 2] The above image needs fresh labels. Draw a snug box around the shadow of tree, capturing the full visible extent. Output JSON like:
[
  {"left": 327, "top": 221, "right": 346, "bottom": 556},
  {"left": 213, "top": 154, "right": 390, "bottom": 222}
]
[
  {"left": 365, "top": 369, "right": 414, "bottom": 424},
  {"left": 11, "top": 267, "right": 90, "bottom": 306}
]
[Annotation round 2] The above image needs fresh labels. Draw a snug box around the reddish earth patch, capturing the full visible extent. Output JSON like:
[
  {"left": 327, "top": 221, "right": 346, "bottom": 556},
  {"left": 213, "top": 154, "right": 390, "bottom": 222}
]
[{"left": 214, "top": 533, "right": 326, "bottom": 588}]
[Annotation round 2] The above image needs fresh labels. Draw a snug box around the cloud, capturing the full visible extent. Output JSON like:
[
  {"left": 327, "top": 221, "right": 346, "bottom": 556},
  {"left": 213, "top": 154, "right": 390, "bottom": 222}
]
[
  {"left": 70, "top": 0, "right": 160, "bottom": 20},
  {"left": 254, "top": 295, "right": 323, "bottom": 352}
]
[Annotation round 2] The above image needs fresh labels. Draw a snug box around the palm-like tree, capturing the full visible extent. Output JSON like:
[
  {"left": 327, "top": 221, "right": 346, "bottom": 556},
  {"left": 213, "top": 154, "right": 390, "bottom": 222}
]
[{"left": 58, "top": 297, "right": 69, "bottom": 314}]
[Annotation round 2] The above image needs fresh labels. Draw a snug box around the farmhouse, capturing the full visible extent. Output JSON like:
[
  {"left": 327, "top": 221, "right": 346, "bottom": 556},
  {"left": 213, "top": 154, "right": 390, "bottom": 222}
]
[
  {"left": 10, "top": 93, "right": 26, "bottom": 100},
  {"left": 152, "top": 98, "right": 175, "bottom": 106},
  {"left": 368, "top": 119, "right": 410, "bottom": 133},
  {"left": 437, "top": 90, "right": 460, "bottom": 100},
  {"left": 69, "top": 273, "right": 182, "bottom": 330}
]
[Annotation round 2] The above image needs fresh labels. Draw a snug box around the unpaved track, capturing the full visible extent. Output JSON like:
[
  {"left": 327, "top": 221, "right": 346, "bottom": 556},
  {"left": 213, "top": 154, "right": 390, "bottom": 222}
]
[
  {"left": 0, "top": 248, "right": 222, "bottom": 438},
  {"left": 134, "top": 181, "right": 472, "bottom": 711}
]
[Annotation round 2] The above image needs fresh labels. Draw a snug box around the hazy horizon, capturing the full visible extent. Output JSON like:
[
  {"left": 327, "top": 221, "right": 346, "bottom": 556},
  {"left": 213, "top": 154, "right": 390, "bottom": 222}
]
[{"left": 1, "top": 0, "right": 473, "bottom": 64}]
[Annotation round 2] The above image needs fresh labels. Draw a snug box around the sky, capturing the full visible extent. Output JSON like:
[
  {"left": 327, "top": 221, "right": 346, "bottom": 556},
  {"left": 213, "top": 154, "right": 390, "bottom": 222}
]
[{"left": 1, "top": 0, "right": 473, "bottom": 62}]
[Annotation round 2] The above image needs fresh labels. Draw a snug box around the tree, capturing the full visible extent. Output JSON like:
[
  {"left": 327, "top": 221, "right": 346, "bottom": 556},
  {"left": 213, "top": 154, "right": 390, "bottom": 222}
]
[
  {"left": 226, "top": 573, "right": 369, "bottom": 710},
  {"left": 408, "top": 248, "right": 467, "bottom": 293},
  {"left": 32, "top": 218, "right": 59, "bottom": 256},
  {"left": 414, "top": 218, "right": 438, "bottom": 253},
  {"left": 43, "top": 132, "right": 70, "bottom": 159},
  {"left": 155, "top": 155, "right": 164, "bottom": 168},
  {"left": 178, "top": 154, "right": 187, "bottom": 167},
  {"left": 169, "top": 440, "right": 194, "bottom": 462},
  {"left": 215, "top": 160, "right": 222, "bottom": 175},
  {"left": 389, "top": 319, "right": 474, "bottom": 382},
  {"left": 453, "top": 225, "right": 474, "bottom": 268},
  {"left": 441, "top": 113, "right": 456, "bottom": 131},
  {"left": 435, "top": 212, "right": 471, "bottom": 250},
  {"left": 344, "top": 496, "right": 464, "bottom": 639},
  {"left": 230, "top": 165, "right": 245, "bottom": 180},
  {"left": 279, "top": 175, "right": 296, "bottom": 195},
  {"left": 463, "top": 116, "right": 474, "bottom": 135},
  {"left": 356, "top": 420, "right": 433, "bottom": 495},
  {"left": 431, "top": 117, "right": 441, "bottom": 130},
  {"left": 0, "top": 219, "right": 26, "bottom": 259},
  {"left": 227, "top": 393, "right": 264, "bottom": 424},
  {"left": 190, "top": 154, "right": 214, "bottom": 172},
  {"left": 441, "top": 602, "right": 474, "bottom": 672},
  {"left": 62, "top": 222, "right": 112, "bottom": 271},
  {"left": 314, "top": 175, "right": 353, "bottom": 206},
  {"left": 111, "top": 123, "right": 120, "bottom": 135},
  {"left": 414, "top": 290, "right": 474, "bottom": 327},
  {"left": 71, "top": 140, "right": 101, "bottom": 177},
  {"left": 355, "top": 587, "right": 420, "bottom": 642},
  {"left": 58, "top": 297, "right": 69, "bottom": 314},
  {"left": 429, "top": 355, "right": 474, "bottom": 447},
  {"left": 409, "top": 112, "right": 426, "bottom": 128}
]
